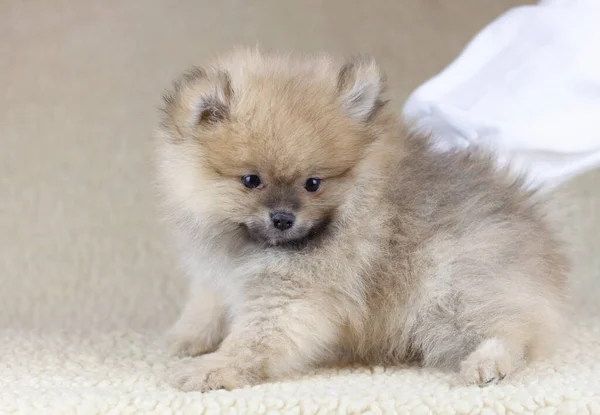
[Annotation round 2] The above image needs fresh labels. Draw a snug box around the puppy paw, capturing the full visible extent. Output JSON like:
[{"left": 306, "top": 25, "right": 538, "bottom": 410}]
[
  {"left": 169, "top": 353, "right": 257, "bottom": 392},
  {"left": 459, "top": 338, "right": 517, "bottom": 387},
  {"left": 165, "top": 328, "right": 219, "bottom": 358}
]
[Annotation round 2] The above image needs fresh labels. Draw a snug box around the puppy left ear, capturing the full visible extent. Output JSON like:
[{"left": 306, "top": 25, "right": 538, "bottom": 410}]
[
  {"left": 337, "top": 56, "right": 385, "bottom": 121},
  {"left": 160, "top": 67, "right": 233, "bottom": 141}
]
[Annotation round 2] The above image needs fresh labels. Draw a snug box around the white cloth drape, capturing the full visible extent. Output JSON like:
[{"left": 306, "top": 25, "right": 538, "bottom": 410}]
[{"left": 403, "top": 0, "right": 600, "bottom": 191}]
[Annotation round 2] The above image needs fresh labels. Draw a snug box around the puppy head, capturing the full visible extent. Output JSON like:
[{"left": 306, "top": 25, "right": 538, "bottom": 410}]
[{"left": 157, "top": 50, "right": 387, "bottom": 247}]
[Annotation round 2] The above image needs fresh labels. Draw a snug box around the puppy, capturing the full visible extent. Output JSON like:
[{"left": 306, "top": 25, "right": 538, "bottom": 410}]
[{"left": 156, "top": 50, "right": 568, "bottom": 392}]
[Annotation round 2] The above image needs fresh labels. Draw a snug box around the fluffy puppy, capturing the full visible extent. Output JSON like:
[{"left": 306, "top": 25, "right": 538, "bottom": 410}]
[{"left": 156, "top": 49, "right": 568, "bottom": 391}]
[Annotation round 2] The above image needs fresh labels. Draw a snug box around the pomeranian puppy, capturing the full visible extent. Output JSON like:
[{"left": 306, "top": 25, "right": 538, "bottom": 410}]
[{"left": 156, "top": 49, "right": 568, "bottom": 392}]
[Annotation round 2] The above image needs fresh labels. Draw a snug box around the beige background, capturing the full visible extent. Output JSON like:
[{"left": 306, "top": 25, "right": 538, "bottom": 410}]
[{"left": 1, "top": 0, "right": 597, "bottom": 336}]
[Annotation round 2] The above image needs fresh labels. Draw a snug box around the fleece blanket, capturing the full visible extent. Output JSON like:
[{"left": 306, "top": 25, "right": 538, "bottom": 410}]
[{"left": 2, "top": 319, "right": 600, "bottom": 414}]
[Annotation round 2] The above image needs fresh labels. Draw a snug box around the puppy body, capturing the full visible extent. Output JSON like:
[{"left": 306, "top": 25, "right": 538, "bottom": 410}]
[{"left": 157, "top": 50, "right": 568, "bottom": 391}]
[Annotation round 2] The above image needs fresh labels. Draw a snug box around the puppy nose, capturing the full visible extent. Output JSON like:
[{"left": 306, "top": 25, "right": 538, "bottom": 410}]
[{"left": 270, "top": 211, "right": 295, "bottom": 231}]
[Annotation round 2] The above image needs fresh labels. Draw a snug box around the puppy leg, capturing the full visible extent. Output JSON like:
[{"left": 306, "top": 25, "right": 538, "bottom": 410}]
[
  {"left": 459, "top": 338, "right": 524, "bottom": 386},
  {"left": 165, "top": 284, "right": 226, "bottom": 357},
  {"left": 169, "top": 299, "right": 338, "bottom": 391}
]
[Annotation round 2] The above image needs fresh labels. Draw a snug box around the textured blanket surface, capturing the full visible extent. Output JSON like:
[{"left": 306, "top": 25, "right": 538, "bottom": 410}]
[
  {"left": 2, "top": 316, "right": 600, "bottom": 415},
  {"left": 3, "top": 0, "right": 600, "bottom": 413}
]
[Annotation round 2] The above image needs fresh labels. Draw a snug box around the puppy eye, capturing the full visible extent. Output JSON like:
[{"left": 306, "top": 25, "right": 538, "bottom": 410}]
[
  {"left": 241, "top": 174, "right": 262, "bottom": 189},
  {"left": 304, "top": 177, "right": 321, "bottom": 192}
]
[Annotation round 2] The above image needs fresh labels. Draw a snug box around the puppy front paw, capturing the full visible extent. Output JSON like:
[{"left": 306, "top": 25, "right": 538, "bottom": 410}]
[
  {"left": 459, "top": 338, "right": 518, "bottom": 387},
  {"left": 169, "top": 353, "right": 261, "bottom": 392},
  {"left": 165, "top": 328, "right": 220, "bottom": 358}
]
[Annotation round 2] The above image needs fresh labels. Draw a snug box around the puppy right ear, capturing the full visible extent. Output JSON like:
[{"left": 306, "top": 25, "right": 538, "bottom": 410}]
[
  {"left": 337, "top": 56, "right": 385, "bottom": 122},
  {"left": 161, "top": 67, "right": 233, "bottom": 139}
]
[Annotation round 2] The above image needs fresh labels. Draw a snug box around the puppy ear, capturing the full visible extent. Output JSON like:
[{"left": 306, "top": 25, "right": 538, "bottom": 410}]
[
  {"left": 337, "top": 56, "right": 385, "bottom": 121},
  {"left": 161, "top": 67, "right": 233, "bottom": 139}
]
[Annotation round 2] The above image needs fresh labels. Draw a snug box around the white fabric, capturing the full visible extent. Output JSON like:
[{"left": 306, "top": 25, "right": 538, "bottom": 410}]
[
  {"left": 403, "top": 0, "right": 600, "bottom": 191},
  {"left": 2, "top": 320, "right": 600, "bottom": 414}
]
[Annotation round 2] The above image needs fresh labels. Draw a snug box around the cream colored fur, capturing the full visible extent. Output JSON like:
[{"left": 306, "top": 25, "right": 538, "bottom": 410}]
[{"left": 156, "top": 50, "right": 569, "bottom": 392}]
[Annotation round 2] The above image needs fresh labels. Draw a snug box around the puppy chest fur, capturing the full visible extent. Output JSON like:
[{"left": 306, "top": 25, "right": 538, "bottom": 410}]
[{"left": 157, "top": 50, "right": 569, "bottom": 391}]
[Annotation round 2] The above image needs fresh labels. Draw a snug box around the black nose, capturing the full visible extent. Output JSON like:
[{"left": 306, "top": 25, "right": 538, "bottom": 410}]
[{"left": 270, "top": 211, "right": 295, "bottom": 231}]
